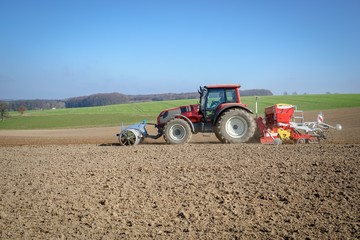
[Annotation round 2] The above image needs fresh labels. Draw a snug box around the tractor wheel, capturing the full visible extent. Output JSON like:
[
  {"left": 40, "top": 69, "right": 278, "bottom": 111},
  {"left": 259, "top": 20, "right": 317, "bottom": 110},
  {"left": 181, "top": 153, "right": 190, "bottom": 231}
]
[
  {"left": 215, "top": 109, "right": 256, "bottom": 143},
  {"left": 163, "top": 118, "right": 192, "bottom": 144}
]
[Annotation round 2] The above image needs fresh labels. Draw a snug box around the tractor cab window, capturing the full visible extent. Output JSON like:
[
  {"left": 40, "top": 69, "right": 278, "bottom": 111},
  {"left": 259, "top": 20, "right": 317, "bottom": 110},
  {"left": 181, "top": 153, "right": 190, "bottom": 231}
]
[
  {"left": 206, "top": 89, "right": 226, "bottom": 110},
  {"left": 206, "top": 89, "right": 237, "bottom": 110},
  {"left": 225, "top": 89, "right": 237, "bottom": 103}
]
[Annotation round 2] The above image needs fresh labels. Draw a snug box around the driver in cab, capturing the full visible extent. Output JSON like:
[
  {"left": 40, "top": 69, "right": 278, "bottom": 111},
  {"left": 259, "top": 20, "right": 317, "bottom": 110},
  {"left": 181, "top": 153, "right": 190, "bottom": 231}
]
[{"left": 208, "top": 91, "right": 226, "bottom": 110}]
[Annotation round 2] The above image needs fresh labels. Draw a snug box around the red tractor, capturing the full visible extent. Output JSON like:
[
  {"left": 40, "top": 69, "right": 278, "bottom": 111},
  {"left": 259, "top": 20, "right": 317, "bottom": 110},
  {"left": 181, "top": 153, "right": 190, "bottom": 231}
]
[{"left": 117, "top": 84, "right": 257, "bottom": 145}]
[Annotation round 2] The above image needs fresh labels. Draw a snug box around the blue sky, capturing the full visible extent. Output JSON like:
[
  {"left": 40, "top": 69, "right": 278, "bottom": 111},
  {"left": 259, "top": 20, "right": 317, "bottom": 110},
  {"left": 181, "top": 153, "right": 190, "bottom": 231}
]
[{"left": 1, "top": 0, "right": 359, "bottom": 100}]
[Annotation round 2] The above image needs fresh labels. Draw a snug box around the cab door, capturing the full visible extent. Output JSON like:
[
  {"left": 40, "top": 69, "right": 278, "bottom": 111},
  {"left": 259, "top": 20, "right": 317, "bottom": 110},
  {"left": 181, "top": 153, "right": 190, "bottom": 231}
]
[{"left": 202, "top": 88, "right": 225, "bottom": 122}]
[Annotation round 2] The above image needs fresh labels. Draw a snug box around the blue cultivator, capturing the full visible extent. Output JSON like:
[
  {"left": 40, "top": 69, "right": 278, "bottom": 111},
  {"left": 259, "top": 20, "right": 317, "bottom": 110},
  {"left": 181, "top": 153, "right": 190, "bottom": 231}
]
[{"left": 116, "top": 120, "right": 161, "bottom": 146}]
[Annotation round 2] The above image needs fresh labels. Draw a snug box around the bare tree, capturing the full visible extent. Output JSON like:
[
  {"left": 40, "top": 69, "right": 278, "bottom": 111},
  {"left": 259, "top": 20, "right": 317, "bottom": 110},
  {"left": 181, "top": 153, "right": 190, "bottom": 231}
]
[
  {"left": 0, "top": 102, "right": 10, "bottom": 121},
  {"left": 17, "top": 105, "right": 27, "bottom": 115}
]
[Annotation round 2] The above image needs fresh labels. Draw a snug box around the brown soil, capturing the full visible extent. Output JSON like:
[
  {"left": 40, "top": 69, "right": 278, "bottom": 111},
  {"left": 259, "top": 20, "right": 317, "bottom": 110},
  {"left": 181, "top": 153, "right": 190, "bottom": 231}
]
[
  {"left": 0, "top": 108, "right": 359, "bottom": 146},
  {"left": 0, "top": 108, "right": 359, "bottom": 239}
]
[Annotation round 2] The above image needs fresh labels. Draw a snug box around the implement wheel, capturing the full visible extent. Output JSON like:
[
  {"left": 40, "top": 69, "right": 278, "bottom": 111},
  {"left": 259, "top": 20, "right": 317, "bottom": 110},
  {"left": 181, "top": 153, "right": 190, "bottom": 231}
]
[
  {"left": 118, "top": 129, "right": 141, "bottom": 146},
  {"left": 163, "top": 118, "right": 192, "bottom": 144},
  {"left": 216, "top": 109, "right": 256, "bottom": 143}
]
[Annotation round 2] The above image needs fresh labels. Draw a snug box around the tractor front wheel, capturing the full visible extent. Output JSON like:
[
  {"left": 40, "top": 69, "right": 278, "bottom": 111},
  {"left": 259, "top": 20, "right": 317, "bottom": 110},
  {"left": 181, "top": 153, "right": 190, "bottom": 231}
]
[
  {"left": 216, "top": 109, "right": 256, "bottom": 143},
  {"left": 163, "top": 118, "right": 192, "bottom": 144}
]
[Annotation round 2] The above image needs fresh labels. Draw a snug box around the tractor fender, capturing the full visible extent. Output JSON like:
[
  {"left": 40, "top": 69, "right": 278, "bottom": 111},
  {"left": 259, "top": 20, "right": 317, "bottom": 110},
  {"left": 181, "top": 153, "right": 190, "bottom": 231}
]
[
  {"left": 174, "top": 114, "right": 196, "bottom": 133},
  {"left": 213, "top": 104, "right": 254, "bottom": 125}
]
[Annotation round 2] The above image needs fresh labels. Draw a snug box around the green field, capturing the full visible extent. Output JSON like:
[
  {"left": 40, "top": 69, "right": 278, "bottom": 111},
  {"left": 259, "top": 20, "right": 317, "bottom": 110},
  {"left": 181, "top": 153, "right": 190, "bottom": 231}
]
[{"left": 1, "top": 94, "right": 359, "bottom": 130}]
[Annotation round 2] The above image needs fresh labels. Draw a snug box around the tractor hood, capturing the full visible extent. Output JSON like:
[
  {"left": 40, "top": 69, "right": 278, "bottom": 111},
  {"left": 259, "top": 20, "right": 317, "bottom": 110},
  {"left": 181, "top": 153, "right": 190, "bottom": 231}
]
[{"left": 157, "top": 104, "right": 200, "bottom": 126}]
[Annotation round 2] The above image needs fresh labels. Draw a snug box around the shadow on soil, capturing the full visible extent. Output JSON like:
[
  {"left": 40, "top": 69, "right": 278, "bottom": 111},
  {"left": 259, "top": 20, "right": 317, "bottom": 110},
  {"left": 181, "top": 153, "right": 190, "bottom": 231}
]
[{"left": 98, "top": 141, "right": 223, "bottom": 147}]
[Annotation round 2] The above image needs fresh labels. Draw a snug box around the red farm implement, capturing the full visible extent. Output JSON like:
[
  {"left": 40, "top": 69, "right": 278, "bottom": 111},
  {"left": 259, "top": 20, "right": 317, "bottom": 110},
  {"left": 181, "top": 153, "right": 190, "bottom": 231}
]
[{"left": 256, "top": 104, "right": 342, "bottom": 145}]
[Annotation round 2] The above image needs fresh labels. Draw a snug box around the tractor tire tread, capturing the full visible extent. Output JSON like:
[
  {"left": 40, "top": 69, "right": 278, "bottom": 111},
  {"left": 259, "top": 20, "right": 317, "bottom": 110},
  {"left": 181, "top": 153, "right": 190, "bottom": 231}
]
[
  {"left": 215, "top": 108, "right": 256, "bottom": 143},
  {"left": 163, "top": 118, "right": 192, "bottom": 144}
]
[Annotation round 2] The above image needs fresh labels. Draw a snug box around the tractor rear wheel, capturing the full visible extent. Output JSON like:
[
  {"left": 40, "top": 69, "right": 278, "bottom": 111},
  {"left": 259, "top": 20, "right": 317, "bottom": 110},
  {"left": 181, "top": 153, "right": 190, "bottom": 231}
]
[
  {"left": 215, "top": 109, "right": 256, "bottom": 143},
  {"left": 163, "top": 118, "right": 192, "bottom": 144}
]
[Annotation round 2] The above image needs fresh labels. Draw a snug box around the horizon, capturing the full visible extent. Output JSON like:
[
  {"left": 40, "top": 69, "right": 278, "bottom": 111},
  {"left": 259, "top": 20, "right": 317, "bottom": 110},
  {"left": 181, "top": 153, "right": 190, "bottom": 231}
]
[
  {"left": 1, "top": 0, "right": 360, "bottom": 99},
  {"left": 1, "top": 90, "right": 358, "bottom": 102}
]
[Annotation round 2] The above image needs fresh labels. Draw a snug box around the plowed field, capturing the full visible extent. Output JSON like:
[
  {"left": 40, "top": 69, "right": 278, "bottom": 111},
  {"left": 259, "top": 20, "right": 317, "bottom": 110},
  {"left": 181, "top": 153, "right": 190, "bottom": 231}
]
[{"left": 0, "top": 108, "right": 359, "bottom": 239}]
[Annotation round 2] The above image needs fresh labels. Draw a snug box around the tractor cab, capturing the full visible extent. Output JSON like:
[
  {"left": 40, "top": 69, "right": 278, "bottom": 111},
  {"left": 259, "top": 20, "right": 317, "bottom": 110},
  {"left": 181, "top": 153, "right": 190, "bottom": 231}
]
[{"left": 199, "top": 85, "right": 239, "bottom": 122}]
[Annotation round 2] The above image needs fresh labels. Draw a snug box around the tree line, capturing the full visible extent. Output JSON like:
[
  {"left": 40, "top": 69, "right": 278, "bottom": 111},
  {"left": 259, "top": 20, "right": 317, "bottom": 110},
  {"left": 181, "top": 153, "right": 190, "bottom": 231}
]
[
  {"left": 1, "top": 89, "right": 273, "bottom": 111},
  {"left": 6, "top": 99, "right": 65, "bottom": 111},
  {"left": 65, "top": 93, "right": 128, "bottom": 108}
]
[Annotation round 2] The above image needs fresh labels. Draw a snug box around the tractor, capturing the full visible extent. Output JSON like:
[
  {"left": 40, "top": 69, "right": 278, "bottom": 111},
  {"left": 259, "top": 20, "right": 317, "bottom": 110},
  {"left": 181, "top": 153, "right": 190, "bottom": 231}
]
[{"left": 117, "top": 84, "right": 256, "bottom": 145}]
